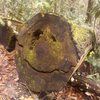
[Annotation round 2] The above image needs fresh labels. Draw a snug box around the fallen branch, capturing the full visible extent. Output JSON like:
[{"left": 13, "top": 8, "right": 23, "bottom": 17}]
[
  {"left": 70, "top": 75, "right": 100, "bottom": 96},
  {"left": 68, "top": 44, "right": 92, "bottom": 81},
  {"left": 0, "top": 16, "right": 24, "bottom": 24}
]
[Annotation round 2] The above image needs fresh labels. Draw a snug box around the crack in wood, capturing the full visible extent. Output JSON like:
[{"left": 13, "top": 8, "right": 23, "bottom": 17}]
[{"left": 24, "top": 59, "right": 69, "bottom": 74}]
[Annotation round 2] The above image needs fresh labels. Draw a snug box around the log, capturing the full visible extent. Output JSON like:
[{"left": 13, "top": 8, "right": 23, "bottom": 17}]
[
  {"left": 70, "top": 75, "right": 100, "bottom": 96},
  {"left": 15, "top": 13, "right": 79, "bottom": 92}
]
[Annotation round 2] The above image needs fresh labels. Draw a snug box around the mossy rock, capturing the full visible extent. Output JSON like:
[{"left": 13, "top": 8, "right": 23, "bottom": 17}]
[{"left": 15, "top": 13, "right": 79, "bottom": 92}]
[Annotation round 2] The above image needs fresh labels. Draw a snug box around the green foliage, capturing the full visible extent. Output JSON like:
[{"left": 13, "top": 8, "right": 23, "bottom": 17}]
[
  {"left": 7, "top": 0, "right": 35, "bottom": 21},
  {"left": 3, "top": 0, "right": 87, "bottom": 23},
  {"left": 6, "top": 0, "right": 52, "bottom": 21},
  {"left": 86, "top": 50, "right": 100, "bottom": 76}
]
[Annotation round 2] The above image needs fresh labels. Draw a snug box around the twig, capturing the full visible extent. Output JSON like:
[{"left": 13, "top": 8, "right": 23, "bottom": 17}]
[
  {"left": 68, "top": 44, "right": 92, "bottom": 82},
  {"left": 20, "top": 82, "right": 33, "bottom": 96},
  {"left": 0, "top": 16, "right": 24, "bottom": 24}
]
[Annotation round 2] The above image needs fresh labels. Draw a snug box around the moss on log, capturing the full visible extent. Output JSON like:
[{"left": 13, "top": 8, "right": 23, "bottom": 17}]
[{"left": 71, "top": 22, "right": 94, "bottom": 56}]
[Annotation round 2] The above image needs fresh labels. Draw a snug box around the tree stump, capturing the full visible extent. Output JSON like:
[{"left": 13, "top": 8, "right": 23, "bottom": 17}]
[
  {"left": 15, "top": 13, "right": 79, "bottom": 92},
  {"left": 0, "top": 21, "right": 16, "bottom": 51}
]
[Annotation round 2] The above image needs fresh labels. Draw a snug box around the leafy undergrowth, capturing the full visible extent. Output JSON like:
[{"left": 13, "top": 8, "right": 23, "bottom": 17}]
[{"left": 0, "top": 45, "right": 99, "bottom": 100}]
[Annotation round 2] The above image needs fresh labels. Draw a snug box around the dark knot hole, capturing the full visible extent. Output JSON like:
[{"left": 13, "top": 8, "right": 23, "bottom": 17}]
[{"left": 33, "top": 29, "right": 43, "bottom": 40}]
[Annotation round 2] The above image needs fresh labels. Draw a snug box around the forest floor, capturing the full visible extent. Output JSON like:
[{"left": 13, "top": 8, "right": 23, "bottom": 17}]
[
  {"left": 0, "top": 45, "right": 100, "bottom": 100},
  {"left": 0, "top": 45, "right": 38, "bottom": 100}
]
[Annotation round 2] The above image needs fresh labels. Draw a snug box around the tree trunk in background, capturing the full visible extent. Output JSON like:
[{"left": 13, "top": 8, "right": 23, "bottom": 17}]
[
  {"left": 53, "top": 0, "right": 62, "bottom": 14},
  {"left": 85, "top": 0, "right": 94, "bottom": 24}
]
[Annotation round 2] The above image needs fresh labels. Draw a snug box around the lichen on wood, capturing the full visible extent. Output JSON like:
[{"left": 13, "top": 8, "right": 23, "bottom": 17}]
[{"left": 71, "top": 22, "right": 94, "bottom": 56}]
